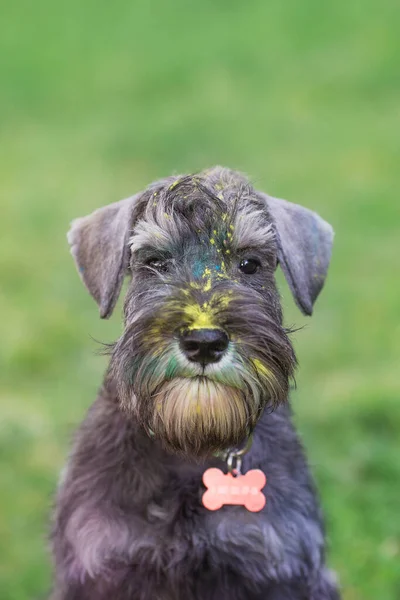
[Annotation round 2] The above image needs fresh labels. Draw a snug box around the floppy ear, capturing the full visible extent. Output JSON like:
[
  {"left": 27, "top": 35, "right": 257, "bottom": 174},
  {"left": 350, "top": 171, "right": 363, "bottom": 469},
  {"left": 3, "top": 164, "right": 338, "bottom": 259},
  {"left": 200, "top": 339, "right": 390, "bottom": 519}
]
[
  {"left": 67, "top": 194, "right": 140, "bottom": 319},
  {"left": 260, "top": 193, "right": 334, "bottom": 316}
]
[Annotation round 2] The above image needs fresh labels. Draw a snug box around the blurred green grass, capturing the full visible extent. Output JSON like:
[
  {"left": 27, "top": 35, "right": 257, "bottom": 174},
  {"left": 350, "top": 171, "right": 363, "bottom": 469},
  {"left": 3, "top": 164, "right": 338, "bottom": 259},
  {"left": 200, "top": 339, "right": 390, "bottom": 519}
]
[{"left": 1, "top": 1, "right": 399, "bottom": 598}]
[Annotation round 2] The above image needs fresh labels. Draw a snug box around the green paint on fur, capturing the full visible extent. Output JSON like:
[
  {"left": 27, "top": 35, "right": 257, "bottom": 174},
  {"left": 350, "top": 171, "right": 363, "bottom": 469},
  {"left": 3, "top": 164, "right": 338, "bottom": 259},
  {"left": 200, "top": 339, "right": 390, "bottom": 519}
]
[
  {"left": 165, "top": 356, "right": 179, "bottom": 379},
  {"left": 192, "top": 259, "right": 205, "bottom": 278}
]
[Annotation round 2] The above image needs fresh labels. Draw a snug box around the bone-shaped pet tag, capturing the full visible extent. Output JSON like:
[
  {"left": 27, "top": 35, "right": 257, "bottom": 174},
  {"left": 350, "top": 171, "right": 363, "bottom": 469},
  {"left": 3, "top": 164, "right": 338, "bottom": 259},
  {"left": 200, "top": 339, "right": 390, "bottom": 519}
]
[{"left": 202, "top": 468, "right": 266, "bottom": 512}]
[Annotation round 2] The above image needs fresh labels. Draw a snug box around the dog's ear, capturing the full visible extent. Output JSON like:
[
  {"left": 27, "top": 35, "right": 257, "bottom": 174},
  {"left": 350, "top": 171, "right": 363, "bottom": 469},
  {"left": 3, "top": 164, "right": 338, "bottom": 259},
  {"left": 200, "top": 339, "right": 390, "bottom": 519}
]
[
  {"left": 260, "top": 193, "right": 334, "bottom": 316},
  {"left": 67, "top": 194, "right": 140, "bottom": 319}
]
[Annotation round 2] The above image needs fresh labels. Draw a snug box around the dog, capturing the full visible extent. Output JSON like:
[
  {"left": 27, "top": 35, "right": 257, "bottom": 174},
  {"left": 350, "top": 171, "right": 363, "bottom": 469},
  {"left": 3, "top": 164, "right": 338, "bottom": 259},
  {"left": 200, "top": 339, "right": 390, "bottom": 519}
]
[{"left": 50, "top": 167, "right": 341, "bottom": 599}]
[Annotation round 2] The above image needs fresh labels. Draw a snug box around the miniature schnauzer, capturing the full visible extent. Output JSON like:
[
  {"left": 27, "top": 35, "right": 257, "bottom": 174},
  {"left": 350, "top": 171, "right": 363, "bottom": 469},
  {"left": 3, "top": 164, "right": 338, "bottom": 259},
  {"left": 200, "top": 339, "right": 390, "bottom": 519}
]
[{"left": 50, "top": 167, "right": 340, "bottom": 599}]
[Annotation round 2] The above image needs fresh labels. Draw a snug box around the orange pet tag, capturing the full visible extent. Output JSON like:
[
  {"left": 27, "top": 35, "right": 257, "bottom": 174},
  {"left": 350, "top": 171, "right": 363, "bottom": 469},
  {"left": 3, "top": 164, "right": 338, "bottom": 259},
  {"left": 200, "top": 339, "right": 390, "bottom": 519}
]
[{"left": 202, "top": 468, "right": 266, "bottom": 512}]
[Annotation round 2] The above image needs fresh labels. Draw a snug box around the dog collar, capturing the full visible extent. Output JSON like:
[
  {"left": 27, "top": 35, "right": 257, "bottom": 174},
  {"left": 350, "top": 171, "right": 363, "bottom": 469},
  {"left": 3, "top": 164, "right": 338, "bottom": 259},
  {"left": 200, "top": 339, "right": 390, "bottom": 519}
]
[{"left": 212, "top": 432, "right": 254, "bottom": 475}]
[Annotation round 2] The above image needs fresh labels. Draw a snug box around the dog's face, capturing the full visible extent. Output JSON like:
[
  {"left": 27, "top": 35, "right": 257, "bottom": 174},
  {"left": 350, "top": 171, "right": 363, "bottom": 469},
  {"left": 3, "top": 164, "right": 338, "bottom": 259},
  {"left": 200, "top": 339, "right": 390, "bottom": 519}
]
[
  {"left": 111, "top": 174, "right": 295, "bottom": 456},
  {"left": 68, "top": 167, "right": 333, "bottom": 457}
]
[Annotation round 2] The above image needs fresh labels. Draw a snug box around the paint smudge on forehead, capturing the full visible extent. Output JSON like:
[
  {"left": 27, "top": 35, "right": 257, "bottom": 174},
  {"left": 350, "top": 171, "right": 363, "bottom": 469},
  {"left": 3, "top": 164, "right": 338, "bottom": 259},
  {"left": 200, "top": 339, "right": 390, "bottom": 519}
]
[
  {"left": 129, "top": 167, "right": 276, "bottom": 281},
  {"left": 192, "top": 260, "right": 205, "bottom": 279},
  {"left": 188, "top": 253, "right": 233, "bottom": 294}
]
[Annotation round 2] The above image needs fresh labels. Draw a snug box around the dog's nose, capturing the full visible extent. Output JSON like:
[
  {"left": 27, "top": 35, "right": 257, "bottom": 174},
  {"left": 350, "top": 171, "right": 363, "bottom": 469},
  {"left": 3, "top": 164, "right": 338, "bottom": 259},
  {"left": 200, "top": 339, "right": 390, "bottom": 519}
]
[{"left": 179, "top": 328, "right": 229, "bottom": 366}]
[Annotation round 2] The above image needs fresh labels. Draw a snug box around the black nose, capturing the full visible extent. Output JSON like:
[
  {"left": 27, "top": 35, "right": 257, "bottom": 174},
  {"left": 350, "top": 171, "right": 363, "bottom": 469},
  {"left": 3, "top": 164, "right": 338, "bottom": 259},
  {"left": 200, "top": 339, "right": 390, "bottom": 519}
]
[{"left": 179, "top": 328, "right": 229, "bottom": 366}]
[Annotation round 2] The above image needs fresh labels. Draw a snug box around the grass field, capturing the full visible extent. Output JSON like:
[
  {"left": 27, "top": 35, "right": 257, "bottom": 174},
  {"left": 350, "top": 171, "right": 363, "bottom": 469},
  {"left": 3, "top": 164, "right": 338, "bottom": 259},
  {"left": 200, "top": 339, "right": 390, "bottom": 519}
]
[{"left": 1, "top": 1, "right": 399, "bottom": 598}]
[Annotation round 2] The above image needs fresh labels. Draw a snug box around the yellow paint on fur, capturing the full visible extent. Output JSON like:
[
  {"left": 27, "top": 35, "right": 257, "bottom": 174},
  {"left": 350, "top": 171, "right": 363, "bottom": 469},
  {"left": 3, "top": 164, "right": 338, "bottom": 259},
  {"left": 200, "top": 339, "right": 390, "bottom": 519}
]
[
  {"left": 184, "top": 304, "right": 217, "bottom": 330},
  {"left": 183, "top": 292, "right": 234, "bottom": 330},
  {"left": 252, "top": 359, "right": 273, "bottom": 379},
  {"left": 143, "top": 324, "right": 167, "bottom": 347},
  {"left": 214, "top": 292, "right": 232, "bottom": 310},
  {"left": 216, "top": 272, "right": 229, "bottom": 280}
]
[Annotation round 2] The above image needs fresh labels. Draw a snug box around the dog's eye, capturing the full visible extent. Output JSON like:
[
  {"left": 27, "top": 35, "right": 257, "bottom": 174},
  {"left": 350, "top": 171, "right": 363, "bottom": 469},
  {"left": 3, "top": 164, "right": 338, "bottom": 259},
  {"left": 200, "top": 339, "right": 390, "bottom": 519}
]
[
  {"left": 239, "top": 258, "right": 260, "bottom": 275},
  {"left": 146, "top": 258, "right": 169, "bottom": 273}
]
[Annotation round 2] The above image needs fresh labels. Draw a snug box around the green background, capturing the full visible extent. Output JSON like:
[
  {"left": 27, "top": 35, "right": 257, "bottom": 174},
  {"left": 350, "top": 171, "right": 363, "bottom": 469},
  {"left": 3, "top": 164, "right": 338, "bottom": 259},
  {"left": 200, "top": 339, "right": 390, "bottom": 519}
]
[{"left": 1, "top": 1, "right": 399, "bottom": 598}]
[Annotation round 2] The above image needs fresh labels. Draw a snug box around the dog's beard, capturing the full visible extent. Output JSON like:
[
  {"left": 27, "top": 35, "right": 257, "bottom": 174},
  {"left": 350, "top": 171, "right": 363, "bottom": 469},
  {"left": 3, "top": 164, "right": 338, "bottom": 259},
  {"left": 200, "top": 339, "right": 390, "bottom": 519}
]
[
  {"left": 148, "top": 377, "right": 252, "bottom": 456},
  {"left": 112, "top": 340, "right": 287, "bottom": 457}
]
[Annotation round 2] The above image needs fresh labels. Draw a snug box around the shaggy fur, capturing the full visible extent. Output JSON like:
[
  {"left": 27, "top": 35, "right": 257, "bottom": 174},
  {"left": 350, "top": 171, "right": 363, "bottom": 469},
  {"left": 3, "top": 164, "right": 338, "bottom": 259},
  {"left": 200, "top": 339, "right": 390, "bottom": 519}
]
[{"left": 51, "top": 167, "right": 340, "bottom": 599}]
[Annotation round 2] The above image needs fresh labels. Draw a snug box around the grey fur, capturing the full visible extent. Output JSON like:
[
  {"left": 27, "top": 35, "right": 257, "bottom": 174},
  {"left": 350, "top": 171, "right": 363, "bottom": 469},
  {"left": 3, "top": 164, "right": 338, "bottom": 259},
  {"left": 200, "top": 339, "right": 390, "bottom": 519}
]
[
  {"left": 68, "top": 193, "right": 141, "bottom": 318},
  {"left": 53, "top": 167, "right": 340, "bottom": 599},
  {"left": 259, "top": 194, "right": 334, "bottom": 316}
]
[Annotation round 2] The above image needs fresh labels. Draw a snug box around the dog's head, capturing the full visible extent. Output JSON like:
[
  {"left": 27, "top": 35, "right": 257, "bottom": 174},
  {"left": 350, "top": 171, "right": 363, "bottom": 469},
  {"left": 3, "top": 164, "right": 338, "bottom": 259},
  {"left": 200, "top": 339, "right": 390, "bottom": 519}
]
[{"left": 68, "top": 167, "right": 333, "bottom": 457}]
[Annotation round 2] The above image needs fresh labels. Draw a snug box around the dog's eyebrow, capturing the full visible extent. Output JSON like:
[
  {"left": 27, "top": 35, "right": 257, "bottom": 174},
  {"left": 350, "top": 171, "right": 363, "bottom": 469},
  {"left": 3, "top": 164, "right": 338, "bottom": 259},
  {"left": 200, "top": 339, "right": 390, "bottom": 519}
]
[
  {"left": 129, "top": 219, "right": 175, "bottom": 255},
  {"left": 230, "top": 210, "right": 275, "bottom": 252}
]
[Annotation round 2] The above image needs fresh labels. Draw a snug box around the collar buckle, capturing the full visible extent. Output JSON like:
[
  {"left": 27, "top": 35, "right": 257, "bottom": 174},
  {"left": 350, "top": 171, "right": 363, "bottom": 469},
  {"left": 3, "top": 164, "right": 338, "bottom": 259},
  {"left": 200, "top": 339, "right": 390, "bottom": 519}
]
[{"left": 217, "top": 433, "right": 254, "bottom": 475}]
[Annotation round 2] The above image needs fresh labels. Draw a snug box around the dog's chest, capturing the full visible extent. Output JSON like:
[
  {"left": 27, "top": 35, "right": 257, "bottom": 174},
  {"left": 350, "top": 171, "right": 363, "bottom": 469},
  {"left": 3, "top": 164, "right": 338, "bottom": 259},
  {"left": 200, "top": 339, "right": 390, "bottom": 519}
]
[
  {"left": 145, "top": 479, "right": 298, "bottom": 583},
  {"left": 152, "top": 472, "right": 322, "bottom": 585},
  {"left": 200, "top": 505, "right": 277, "bottom": 559}
]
